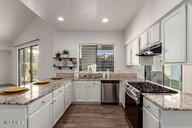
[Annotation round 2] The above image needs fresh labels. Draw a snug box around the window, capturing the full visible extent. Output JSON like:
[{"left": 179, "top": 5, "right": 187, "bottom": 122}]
[
  {"left": 18, "top": 45, "right": 39, "bottom": 85},
  {"left": 79, "top": 45, "right": 114, "bottom": 72},
  {"left": 146, "top": 55, "right": 182, "bottom": 90}
]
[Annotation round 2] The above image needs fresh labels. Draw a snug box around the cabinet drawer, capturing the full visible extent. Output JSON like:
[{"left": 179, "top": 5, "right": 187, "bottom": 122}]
[
  {"left": 53, "top": 86, "right": 64, "bottom": 98},
  {"left": 28, "top": 93, "right": 52, "bottom": 115},
  {"left": 73, "top": 81, "right": 100, "bottom": 85},
  {"left": 73, "top": 81, "right": 87, "bottom": 85},
  {"left": 143, "top": 98, "right": 160, "bottom": 119}
]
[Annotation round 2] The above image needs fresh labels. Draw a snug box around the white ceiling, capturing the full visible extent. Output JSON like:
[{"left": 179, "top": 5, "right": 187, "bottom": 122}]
[
  {"left": 19, "top": 0, "right": 145, "bottom": 31},
  {"left": 0, "top": 0, "right": 36, "bottom": 44}
]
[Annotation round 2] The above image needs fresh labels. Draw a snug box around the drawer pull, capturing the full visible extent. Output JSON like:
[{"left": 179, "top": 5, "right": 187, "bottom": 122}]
[
  {"left": 42, "top": 101, "right": 45, "bottom": 104},
  {"left": 53, "top": 100, "right": 56, "bottom": 102},
  {"left": 59, "top": 90, "right": 62, "bottom": 93}
]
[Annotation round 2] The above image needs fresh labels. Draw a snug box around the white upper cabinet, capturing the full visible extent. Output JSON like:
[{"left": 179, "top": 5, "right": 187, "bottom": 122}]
[
  {"left": 126, "top": 43, "right": 132, "bottom": 65},
  {"left": 148, "top": 23, "right": 160, "bottom": 45},
  {"left": 126, "top": 38, "right": 140, "bottom": 65},
  {"left": 162, "top": 5, "right": 187, "bottom": 63},
  {"left": 187, "top": 1, "right": 192, "bottom": 64},
  {"left": 140, "top": 31, "right": 148, "bottom": 50}
]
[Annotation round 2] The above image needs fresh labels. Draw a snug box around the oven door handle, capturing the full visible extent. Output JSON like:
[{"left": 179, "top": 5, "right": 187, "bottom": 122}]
[{"left": 125, "top": 91, "right": 140, "bottom": 105}]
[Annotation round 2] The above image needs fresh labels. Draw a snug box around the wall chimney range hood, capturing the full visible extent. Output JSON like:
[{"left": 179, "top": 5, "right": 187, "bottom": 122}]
[{"left": 136, "top": 43, "right": 162, "bottom": 56}]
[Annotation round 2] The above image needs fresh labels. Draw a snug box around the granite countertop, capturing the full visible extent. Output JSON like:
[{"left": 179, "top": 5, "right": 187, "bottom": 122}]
[
  {"left": 74, "top": 77, "right": 144, "bottom": 81},
  {"left": 142, "top": 92, "right": 192, "bottom": 111},
  {"left": 0, "top": 78, "right": 72, "bottom": 105}
]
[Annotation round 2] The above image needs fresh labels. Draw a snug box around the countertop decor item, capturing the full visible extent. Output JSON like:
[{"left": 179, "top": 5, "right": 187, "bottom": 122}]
[
  {"left": 62, "top": 49, "right": 69, "bottom": 58},
  {"left": 5, "top": 87, "right": 27, "bottom": 93},
  {"left": 51, "top": 76, "right": 62, "bottom": 80},
  {"left": 34, "top": 80, "right": 49, "bottom": 85}
]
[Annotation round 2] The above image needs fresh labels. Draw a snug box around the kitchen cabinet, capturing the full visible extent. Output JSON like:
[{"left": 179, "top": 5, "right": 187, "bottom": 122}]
[
  {"left": 73, "top": 81, "right": 101, "bottom": 103},
  {"left": 87, "top": 81, "right": 101, "bottom": 102},
  {"left": 148, "top": 23, "right": 160, "bottom": 45},
  {"left": 126, "top": 43, "right": 132, "bottom": 65},
  {"left": 64, "top": 82, "right": 73, "bottom": 111},
  {"left": 186, "top": 1, "right": 192, "bottom": 64},
  {"left": 162, "top": 5, "right": 187, "bottom": 63},
  {"left": 28, "top": 101, "right": 52, "bottom": 128},
  {"left": 74, "top": 84, "right": 87, "bottom": 102},
  {"left": 119, "top": 81, "right": 125, "bottom": 108},
  {"left": 52, "top": 87, "right": 65, "bottom": 126},
  {"left": 126, "top": 38, "right": 140, "bottom": 65},
  {"left": 143, "top": 107, "right": 159, "bottom": 128},
  {"left": 140, "top": 31, "right": 148, "bottom": 50},
  {"left": 143, "top": 98, "right": 160, "bottom": 128}
]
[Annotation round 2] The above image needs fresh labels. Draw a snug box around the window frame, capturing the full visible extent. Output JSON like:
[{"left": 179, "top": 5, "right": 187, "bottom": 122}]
[
  {"left": 79, "top": 44, "right": 115, "bottom": 73},
  {"left": 18, "top": 44, "right": 39, "bottom": 86}
]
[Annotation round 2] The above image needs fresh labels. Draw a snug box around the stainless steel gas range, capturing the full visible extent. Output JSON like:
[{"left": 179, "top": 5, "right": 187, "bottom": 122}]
[{"left": 123, "top": 81, "right": 177, "bottom": 128}]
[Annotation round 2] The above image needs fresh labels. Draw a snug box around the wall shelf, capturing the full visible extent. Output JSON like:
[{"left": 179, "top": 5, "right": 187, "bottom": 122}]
[{"left": 53, "top": 56, "right": 77, "bottom": 70}]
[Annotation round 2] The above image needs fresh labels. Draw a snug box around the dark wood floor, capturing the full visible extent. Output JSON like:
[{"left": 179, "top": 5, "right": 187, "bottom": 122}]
[{"left": 54, "top": 104, "right": 130, "bottom": 128}]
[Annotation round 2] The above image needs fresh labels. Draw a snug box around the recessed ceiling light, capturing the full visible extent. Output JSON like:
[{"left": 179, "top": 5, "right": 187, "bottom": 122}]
[
  {"left": 102, "top": 18, "right": 109, "bottom": 23},
  {"left": 57, "top": 17, "right": 64, "bottom": 22}
]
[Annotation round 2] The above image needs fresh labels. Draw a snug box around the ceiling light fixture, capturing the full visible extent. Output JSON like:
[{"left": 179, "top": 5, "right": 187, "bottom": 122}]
[
  {"left": 102, "top": 18, "right": 109, "bottom": 23},
  {"left": 57, "top": 17, "right": 64, "bottom": 22}
]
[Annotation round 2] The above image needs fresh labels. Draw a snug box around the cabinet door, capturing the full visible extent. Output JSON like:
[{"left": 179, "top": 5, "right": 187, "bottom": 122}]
[
  {"left": 131, "top": 38, "right": 140, "bottom": 65},
  {"left": 162, "top": 5, "right": 187, "bottom": 63},
  {"left": 87, "top": 83, "right": 101, "bottom": 102},
  {"left": 148, "top": 23, "right": 160, "bottom": 45},
  {"left": 119, "top": 83, "right": 125, "bottom": 108},
  {"left": 74, "top": 84, "right": 87, "bottom": 102},
  {"left": 28, "top": 102, "right": 52, "bottom": 128},
  {"left": 126, "top": 43, "right": 132, "bottom": 65},
  {"left": 187, "top": 2, "right": 192, "bottom": 63},
  {"left": 143, "top": 107, "right": 159, "bottom": 128},
  {"left": 53, "top": 92, "right": 65, "bottom": 126},
  {"left": 64, "top": 88, "right": 71, "bottom": 111},
  {"left": 140, "top": 31, "right": 148, "bottom": 50}
]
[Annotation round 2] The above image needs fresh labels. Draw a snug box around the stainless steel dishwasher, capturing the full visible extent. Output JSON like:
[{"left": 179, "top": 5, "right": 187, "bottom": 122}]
[{"left": 101, "top": 80, "right": 119, "bottom": 104}]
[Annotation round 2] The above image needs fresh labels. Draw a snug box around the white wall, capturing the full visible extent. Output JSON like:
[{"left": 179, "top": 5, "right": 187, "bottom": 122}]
[
  {"left": 0, "top": 47, "right": 11, "bottom": 85},
  {"left": 53, "top": 32, "right": 134, "bottom": 72},
  {"left": 11, "top": 17, "right": 55, "bottom": 85},
  {"left": 125, "top": 0, "right": 183, "bottom": 43},
  {"left": 0, "top": 43, "right": 11, "bottom": 51}
]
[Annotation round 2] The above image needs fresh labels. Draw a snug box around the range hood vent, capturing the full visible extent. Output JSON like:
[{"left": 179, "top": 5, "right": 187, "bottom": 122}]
[{"left": 136, "top": 43, "right": 162, "bottom": 56}]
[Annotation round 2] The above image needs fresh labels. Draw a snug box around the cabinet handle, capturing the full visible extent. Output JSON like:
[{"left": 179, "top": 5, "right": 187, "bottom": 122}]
[
  {"left": 42, "top": 101, "right": 45, "bottom": 104},
  {"left": 53, "top": 100, "right": 56, "bottom": 102},
  {"left": 59, "top": 90, "right": 62, "bottom": 93}
]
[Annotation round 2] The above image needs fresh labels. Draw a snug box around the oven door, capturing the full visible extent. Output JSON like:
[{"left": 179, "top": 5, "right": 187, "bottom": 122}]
[{"left": 125, "top": 91, "right": 142, "bottom": 128}]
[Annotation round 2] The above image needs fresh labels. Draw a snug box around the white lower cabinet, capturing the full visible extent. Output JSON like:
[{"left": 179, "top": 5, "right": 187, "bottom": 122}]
[
  {"left": 74, "top": 84, "right": 87, "bottom": 102},
  {"left": 87, "top": 83, "right": 101, "bottom": 102},
  {"left": 143, "top": 107, "right": 159, "bottom": 128},
  {"left": 52, "top": 92, "right": 65, "bottom": 126},
  {"left": 28, "top": 101, "right": 52, "bottom": 128},
  {"left": 119, "top": 82, "right": 125, "bottom": 108},
  {"left": 73, "top": 81, "right": 101, "bottom": 103},
  {"left": 64, "top": 82, "right": 73, "bottom": 111}
]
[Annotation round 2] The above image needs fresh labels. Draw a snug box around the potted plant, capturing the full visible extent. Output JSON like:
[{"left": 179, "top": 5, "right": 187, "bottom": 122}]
[{"left": 62, "top": 50, "right": 69, "bottom": 58}]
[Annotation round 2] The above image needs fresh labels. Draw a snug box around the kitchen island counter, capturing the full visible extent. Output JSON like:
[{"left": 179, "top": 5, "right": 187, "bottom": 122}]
[{"left": 0, "top": 78, "right": 72, "bottom": 105}]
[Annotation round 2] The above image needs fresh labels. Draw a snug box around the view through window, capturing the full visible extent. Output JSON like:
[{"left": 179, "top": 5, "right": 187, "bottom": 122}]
[
  {"left": 79, "top": 45, "right": 114, "bottom": 72},
  {"left": 18, "top": 45, "right": 39, "bottom": 85}
]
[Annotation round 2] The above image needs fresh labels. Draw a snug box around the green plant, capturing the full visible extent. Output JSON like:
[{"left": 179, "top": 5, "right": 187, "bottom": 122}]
[{"left": 62, "top": 50, "right": 69, "bottom": 55}]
